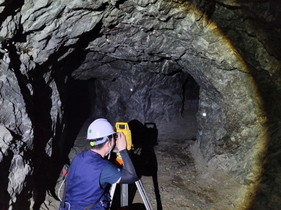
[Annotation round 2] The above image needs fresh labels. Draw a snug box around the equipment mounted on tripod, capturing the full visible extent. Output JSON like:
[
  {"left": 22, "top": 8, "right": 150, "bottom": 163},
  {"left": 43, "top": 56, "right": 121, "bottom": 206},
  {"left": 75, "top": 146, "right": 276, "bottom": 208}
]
[{"left": 110, "top": 122, "right": 153, "bottom": 210}]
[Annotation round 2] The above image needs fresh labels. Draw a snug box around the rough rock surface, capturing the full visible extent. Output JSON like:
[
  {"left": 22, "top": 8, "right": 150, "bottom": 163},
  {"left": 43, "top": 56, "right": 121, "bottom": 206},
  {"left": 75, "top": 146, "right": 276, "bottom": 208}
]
[{"left": 0, "top": 0, "right": 281, "bottom": 209}]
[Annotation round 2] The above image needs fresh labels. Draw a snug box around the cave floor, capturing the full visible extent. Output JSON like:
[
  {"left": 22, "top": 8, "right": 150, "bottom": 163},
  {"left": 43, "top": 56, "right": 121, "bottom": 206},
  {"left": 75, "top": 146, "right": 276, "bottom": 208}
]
[
  {"left": 44, "top": 109, "right": 243, "bottom": 210},
  {"left": 131, "top": 139, "right": 242, "bottom": 210}
]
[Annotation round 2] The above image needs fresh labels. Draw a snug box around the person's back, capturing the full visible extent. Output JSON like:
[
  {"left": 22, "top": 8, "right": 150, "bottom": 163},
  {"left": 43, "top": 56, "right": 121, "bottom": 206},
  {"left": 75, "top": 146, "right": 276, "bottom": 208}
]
[
  {"left": 65, "top": 150, "right": 110, "bottom": 209},
  {"left": 62, "top": 118, "right": 138, "bottom": 210}
]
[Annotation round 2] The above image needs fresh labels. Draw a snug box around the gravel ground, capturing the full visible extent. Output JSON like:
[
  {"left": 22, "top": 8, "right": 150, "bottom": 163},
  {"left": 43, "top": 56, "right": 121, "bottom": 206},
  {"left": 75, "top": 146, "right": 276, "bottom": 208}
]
[{"left": 132, "top": 139, "right": 243, "bottom": 210}]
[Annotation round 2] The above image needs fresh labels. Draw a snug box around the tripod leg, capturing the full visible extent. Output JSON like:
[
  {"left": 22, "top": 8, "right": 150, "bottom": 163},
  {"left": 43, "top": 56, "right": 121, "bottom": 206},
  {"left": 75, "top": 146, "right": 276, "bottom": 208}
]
[
  {"left": 109, "top": 183, "right": 117, "bottom": 208},
  {"left": 121, "top": 184, "right": 129, "bottom": 207},
  {"left": 135, "top": 180, "right": 153, "bottom": 210},
  {"left": 152, "top": 174, "right": 162, "bottom": 210}
]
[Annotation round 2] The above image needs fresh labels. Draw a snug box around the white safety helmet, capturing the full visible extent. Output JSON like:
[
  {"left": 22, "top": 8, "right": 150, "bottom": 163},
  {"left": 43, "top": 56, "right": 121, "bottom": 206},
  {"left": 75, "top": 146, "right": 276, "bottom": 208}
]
[{"left": 87, "top": 118, "right": 115, "bottom": 140}]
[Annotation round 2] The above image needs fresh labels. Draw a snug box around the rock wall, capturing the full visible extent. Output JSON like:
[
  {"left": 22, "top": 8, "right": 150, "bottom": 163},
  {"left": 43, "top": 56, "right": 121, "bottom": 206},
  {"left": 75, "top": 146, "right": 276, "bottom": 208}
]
[
  {"left": 0, "top": 0, "right": 280, "bottom": 209},
  {"left": 89, "top": 70, "right": 186, "bottom": 133}
]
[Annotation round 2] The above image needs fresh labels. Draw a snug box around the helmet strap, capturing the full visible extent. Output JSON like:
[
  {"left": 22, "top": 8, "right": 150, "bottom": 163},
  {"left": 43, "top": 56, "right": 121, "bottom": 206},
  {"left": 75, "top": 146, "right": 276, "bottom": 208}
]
[{"left": 89, "top": 136, "right": 109, "bottom": 146}]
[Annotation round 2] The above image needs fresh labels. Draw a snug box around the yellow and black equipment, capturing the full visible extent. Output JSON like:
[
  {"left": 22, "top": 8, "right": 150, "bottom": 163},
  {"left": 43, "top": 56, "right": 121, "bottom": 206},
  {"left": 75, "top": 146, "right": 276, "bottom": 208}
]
[
  {"left": 115, "top": 122, "right": 133, "bottom": 151},
  {"left": 114, "top": 122, "right": 133, "bottom": 165},
  {"left": 110, "top": 122, "right": 152, "bottom": 210}
]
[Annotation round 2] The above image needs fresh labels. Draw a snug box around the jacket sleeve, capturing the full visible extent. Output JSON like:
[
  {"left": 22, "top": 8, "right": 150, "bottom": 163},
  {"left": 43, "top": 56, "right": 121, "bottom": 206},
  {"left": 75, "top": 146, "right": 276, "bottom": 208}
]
[{"left": 119, "top": 149, "right": 138, "bottom": 184}]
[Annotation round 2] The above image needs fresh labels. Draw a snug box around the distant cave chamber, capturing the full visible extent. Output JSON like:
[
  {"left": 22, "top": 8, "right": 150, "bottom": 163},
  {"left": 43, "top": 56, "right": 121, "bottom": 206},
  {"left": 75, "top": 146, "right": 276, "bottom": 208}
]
[{"left": 65, "top": 71, "right": 200, "bottom": 141}]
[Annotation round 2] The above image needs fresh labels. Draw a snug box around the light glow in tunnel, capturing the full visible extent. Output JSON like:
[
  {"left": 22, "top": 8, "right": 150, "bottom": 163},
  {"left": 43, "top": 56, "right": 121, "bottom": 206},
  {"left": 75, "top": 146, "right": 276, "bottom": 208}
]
[{"left": 171, "top": 1, "right": 269, "bottom": 209}]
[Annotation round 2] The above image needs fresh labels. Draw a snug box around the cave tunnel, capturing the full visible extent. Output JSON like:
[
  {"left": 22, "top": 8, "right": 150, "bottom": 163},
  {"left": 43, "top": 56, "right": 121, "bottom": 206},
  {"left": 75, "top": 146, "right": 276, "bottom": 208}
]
[{"left": 0, "top": 0, "right": 281, "bottom": 210}]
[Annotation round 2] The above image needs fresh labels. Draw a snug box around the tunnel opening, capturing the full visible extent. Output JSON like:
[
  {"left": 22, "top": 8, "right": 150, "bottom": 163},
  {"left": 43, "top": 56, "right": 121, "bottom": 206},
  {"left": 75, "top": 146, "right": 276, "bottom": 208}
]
[{"left": 58, "top": 51, "right": 264, "bottom": 209}]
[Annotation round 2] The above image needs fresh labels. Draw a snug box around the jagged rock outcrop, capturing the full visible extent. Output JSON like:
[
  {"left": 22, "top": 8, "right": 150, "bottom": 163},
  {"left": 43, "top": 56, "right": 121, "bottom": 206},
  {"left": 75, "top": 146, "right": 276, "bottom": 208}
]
[{"left": 0, "top": 0, "right": 280, "bottom": 209}]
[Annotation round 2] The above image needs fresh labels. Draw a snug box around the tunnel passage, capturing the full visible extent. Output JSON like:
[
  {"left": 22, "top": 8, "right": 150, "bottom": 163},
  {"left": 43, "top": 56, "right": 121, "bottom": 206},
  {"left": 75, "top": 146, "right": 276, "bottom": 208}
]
[
  {"left": 83, "top": 70, "right": 199, "bottom": 141},
  {"left": 0, "top": 0, "right": 281, "bottom": 209}
]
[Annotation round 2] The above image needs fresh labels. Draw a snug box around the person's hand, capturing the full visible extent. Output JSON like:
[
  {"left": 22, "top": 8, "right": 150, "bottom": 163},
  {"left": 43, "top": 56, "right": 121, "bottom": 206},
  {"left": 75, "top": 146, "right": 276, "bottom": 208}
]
[{"left": 115, "top": 132, "right": 127, "bottom": 151}]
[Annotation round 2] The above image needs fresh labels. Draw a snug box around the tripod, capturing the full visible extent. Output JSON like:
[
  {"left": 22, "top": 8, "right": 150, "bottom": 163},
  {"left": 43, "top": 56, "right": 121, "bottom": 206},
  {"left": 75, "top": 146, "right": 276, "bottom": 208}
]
[
  {"left": 109, "top": 179, "right": 153, "bottom": 210},
  {"left": 107, "top": 148, "right": 152, "bottom": 210},
  {"left": 111, "top": 122, "right": 153, "bottom": 209}
]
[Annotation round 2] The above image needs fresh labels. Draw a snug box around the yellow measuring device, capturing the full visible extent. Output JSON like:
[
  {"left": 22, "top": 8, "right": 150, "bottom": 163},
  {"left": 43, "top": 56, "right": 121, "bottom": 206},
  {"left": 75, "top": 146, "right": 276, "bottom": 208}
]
[
  {"left": 115, "top": 122, "right": 133, "bottom": 151},
  {"left": 115, "top": 122, "right": 133, "bottom": 165}
]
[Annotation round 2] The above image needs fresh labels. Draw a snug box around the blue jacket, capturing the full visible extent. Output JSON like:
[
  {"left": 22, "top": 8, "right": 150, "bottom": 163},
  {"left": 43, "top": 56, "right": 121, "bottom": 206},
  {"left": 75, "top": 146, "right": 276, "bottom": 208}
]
[{"left": 65, "top": 150, "right": 111, "bottom": 209}]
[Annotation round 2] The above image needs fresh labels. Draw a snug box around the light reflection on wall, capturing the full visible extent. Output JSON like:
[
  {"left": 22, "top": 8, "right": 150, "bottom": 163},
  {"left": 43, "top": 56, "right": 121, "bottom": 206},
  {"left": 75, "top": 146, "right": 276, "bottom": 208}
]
[{"left": 168, "top": 1, "right": 269, "bottom": 209}]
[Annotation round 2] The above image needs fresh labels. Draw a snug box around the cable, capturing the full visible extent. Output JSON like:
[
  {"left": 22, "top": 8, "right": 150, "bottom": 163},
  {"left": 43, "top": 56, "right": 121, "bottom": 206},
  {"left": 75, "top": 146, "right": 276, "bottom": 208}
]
[{"left": 58, "top": 179, "right": 65, "bottom": 201}]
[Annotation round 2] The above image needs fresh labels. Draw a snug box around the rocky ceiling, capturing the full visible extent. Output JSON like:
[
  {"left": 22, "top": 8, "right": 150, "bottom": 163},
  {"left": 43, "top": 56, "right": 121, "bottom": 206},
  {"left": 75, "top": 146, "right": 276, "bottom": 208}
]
[{"left": 0, "top": 0, "right": 281, "bottom": 209}]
